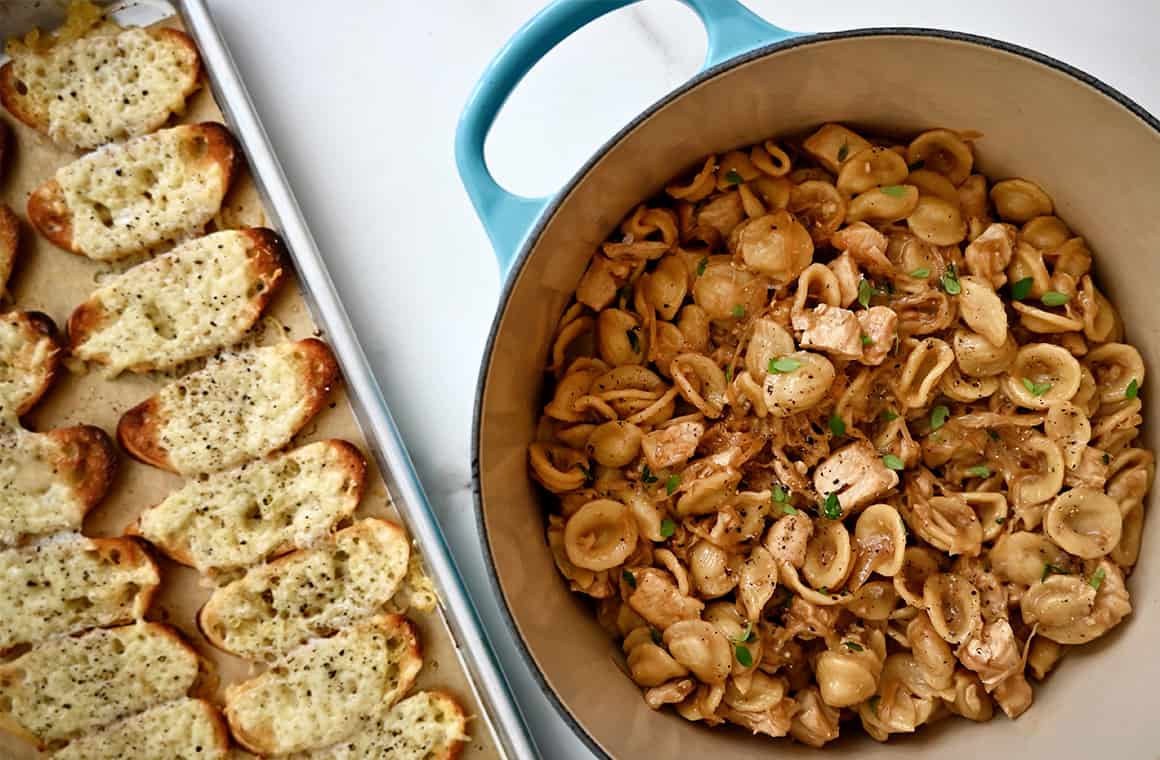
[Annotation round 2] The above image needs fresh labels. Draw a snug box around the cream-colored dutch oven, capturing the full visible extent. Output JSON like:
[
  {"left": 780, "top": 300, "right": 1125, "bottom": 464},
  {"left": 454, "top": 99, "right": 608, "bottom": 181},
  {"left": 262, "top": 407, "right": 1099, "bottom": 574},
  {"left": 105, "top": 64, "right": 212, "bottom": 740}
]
[{"left": 456, "top": 1, "right": 1160, "bottom": 756}]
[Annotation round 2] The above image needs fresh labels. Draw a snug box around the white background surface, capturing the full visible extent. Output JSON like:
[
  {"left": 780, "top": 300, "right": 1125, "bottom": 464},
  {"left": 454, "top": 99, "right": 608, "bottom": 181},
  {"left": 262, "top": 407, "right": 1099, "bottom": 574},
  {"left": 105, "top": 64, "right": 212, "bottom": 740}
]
[{"left": 203, "top": 1, "right": 1160, "bottom": 757}]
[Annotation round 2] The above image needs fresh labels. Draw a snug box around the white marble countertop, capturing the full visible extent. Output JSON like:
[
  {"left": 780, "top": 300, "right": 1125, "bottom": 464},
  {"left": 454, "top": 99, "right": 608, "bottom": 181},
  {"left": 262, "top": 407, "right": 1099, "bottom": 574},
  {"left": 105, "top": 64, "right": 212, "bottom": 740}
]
[{"left": 204, "top": 2, "right": 1160, "bottom": 757}]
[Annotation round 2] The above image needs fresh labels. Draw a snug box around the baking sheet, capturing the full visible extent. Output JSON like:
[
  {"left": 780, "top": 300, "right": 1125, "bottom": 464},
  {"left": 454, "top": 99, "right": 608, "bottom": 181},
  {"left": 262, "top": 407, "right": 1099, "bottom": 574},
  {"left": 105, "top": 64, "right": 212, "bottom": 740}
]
[{"left": 0, "top": 10, "right": 499, "bottom": 760}]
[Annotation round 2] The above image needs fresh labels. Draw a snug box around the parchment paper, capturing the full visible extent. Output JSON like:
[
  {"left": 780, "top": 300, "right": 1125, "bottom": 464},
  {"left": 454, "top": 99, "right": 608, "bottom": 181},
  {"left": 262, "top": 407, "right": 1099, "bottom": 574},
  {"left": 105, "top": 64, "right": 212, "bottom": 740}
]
[{"left": 0, "top": 15, "right": 498, "bottom": 760}]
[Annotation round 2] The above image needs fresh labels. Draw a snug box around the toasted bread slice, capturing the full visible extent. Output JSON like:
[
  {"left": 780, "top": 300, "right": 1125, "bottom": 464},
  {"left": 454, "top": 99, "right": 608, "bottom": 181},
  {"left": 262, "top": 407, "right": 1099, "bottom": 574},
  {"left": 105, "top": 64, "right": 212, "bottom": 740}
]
[
  {"left": 0, "top": 204, "right": 17, "bottom": 300},
  {"left": 223, "top": 615, "right": 422, "bottom": 755},
  {"left": 0, "top": 24, "right": 200, "bottom": 151},
  {"left": 0, "top": 533, "right": 158, "bottom": 649},
  {"left": 131, "top": 439, "right": 365, "bottom": 576},
  {"left": 118, "top": 339, "right": 338, "bottom": 475},
  {"left": 0, "top": 424, "right": 116, "bottom": 546},
  {"left": 0, "top": 311, "right": 60, "bottom": 416},
  {"left": 27, "top": 122, "right": 236, "bottom": 261},
  {"left": 199, "top": 519, "right": 410, "bottom": 661},
  {"left": 54, "top": 698, "right": 230, "bottom": 760},
  {"left": 68, "top": 228, "right": 286, "bottom": 372},
  {"left": 0, "top": 622, "right": 200, "bottom": 746},
  {"left": 302, "top": 691, "right": 468, "bottom": 760}
]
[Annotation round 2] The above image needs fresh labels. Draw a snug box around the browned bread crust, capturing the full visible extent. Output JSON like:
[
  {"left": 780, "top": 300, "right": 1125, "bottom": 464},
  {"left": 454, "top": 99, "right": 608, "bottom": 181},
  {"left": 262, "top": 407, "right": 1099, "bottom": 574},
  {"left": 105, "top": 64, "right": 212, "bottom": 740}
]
[
  {"left": 116, "top": 338, "right": 339, "bottom": 473},
  {"left": 66, "top": 227, "right": 286, "bottom": 371},
  {"left": 0, "top": 27, "right": 202, "bottom": 145},
  {"left": 223, "top": 615, "right": 422, "bottom": 755},
  {"left": 125, "top": 438, "right": 367, "bottom": 570},
  {"left": 48, "top": 424, "right": 117, "bottom": 515},
  {"left": 26, "top": 122, "right": 238, "bottom": 257},
  {"left": 428, "top": 690, "right": 469, "bottom": 760},
  {"left": 3, "top": 310, "right": 60, "bottom": 416},
  {"left": 0, "top": 204, "right": 16, "bottom": 298}
]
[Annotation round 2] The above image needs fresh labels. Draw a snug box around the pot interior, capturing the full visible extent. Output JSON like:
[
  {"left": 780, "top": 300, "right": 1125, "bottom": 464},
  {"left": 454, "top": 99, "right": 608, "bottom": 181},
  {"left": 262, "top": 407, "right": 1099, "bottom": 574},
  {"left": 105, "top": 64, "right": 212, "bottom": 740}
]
[{"left": 478, "top": 31, "right": 1160, "bottom": 758}]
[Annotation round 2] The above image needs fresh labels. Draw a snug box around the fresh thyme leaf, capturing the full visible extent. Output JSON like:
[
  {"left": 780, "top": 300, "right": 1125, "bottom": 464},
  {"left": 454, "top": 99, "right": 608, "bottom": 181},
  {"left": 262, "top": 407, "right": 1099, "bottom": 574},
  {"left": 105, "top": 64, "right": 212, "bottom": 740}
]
[
  {"left": 1126, "top": 378, "right": 1139, "bottom": 400},
  {"left": 1041, "top": 290, "right": 1071, "bottom": 307},
  {"left": 641, "top": 464, "right": 658, "bottom": 484},
  {"left": 660, "top": 518, "right": 676, "bottom": 538},
  {"left": 880, "top": 185, "right": 908, "bottom": 197},
  {"left": 734, "top": 644, "right": 754, "bottom": 667},
  {"left": 829, "top": 413, "right": 846, "bottom": 438},
  {"left": 881, "top": 409, "right": 899, "bottom": 422},
  {"left": 930, "top": 405, "right": 950, "bottom": 431},
  {"left": 665, "top": 474, "right": 680, "bottom": 496},
  {"left": 772, "top": 484, "right": 788, "bottom": 504},
  {"left": 1090, "top": 566, "right": 1106, "bottom": 590},
  {"left": 1022, "top": 377, "right": 1052, "bottom": 397},
  {"left": 844, "top": 641, "right": 864, "bottom": 652},
  {"left": 822, "top": 492, "right": 841, "bottom": 520},
  {"left": 1042, "top": 563, "right": 1069, "bottom": 581},
  {"left": 724, "top": 169, "right": 744, "bottom": 185},
  {"left": 622, "top": 570, "right": 637, "bottom": 588},
  {"left": 837, "top": 142, "right": 850, "bottom": 162},
  {"left": 940, "top": 263, "right": 961, "bottom": 295},
  {"left": 696, "top": 257, "right": 708, "bottom": 276},
  {"left": 909, "top": 267, "right": 930, "bottom": 279},
  {"left": 625, "top": 326, "right": 640, "bottom": 353},
  {"left": 858, "top": 278, "right": 875, "bottom": 308},
  {"left": 1010, "top": 277, "right": 1034, "bottom": 301},
  {"left": 967, "top": 465, "right": 991, "bottom": 478},
  {"left": 732, "top": 304, "right": 746, "bottom": 318},
  {"left": 769, "top": 357, "right": 802, "bottom": 373},
  {"left": 882, "top": 454, "right": 904, "bottom": 471}
]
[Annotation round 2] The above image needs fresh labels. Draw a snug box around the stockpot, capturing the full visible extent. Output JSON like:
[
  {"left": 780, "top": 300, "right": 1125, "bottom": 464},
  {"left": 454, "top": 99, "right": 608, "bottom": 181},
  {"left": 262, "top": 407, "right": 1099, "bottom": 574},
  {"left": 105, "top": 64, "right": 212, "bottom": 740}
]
[{"left": 456, "top": 1, "right": 1160, "bottom": 756}]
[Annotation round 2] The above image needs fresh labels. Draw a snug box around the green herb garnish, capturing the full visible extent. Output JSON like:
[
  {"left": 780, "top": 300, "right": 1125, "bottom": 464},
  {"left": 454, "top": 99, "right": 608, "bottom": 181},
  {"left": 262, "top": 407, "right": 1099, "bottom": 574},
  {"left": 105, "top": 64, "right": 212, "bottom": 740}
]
[
  {"left": 967, "top": 465, "right": 991, "bottom": 478},
  {"left": 940, "top": 263, "right": 961, "bottom": 295},
  {"left": 995, "top": 516, "right": 1006, "bottom": 525},
  {"left": 1022, "top": 377, "right": 1052, "bottom": 397},
  {"left": 768, "top": 357, "right": 802, "bottom": 373},
  {"left": 660, "top": 518, "right": 676, "bottom": 538},
  {"left": 909, "top": 267, "right": 930, "bottom": 279},
  {"left": 1126, "top": 378, "right": 1139, "bottom": 400},
  {"left": 724, "top": 169, "right": 744, "bottom": 185},
  {"left": 732, "top": 304, "right": 746, "bottom": 318},
  {"left": 725, "top": 366, "right": 733, "bottom": 383},
  {"left": 822, "top": 492, "right": 841, "bottom": 520},
  {"left": 626, "top": 326, "right": 641, "bottom": 353},
  {"left": 881, "top": 409, "right": 899, "bottom": 422},
  {"left": 650, "top": 628, "right": 663, "bottom": 645},
  {"left": 1042, "top": 563, "right": 1069, "bottom": 581},
  {"left": 837, "top": 142, "right": 850, "bottom": 162},
  {"left": 987, "top": 430, "right": 1000, "bottom": 441},
  {"left": 734, "top": 643, "right": 754, "bottom": 667},
  {"left": 733, "top": 622, "right": 754, "bottom": 644},
  {"left": 623, "top": 570, "right": 637, "bottom": 588},
  {"left": 881, "top": 185, "right": 908, "bottom": 197},
  {"left": 858, "top": 279, "right": 875, "bottom": 308},
  {"left": 1103, "top": 452, "right": 1111, "bottom": 465},
  {"left": 844, "top": 641, "right": 864, "bottom": 652},
  {"left": 861, "top": 335, "right": 873, "bottom": 346},
  {"left": 882, "top": 454, "right": 904, "bottom": 471},
  {"left": 1090, "top": 566, "right": 1106, "bottom": 591},
  {"left": 1010, "top": 277, "right": 1034, "bottom": 301},
  {"left": 665, "top": 474, "right": 680, "bottom": 496},
  {"left": 930, "top": 404, "right": 950, "bottom": 431},
  {"left": 1041, "top": 290, "right": 1071, "bottom": 307},
  {"left": 772, "top": 484, "right": 788, "bottom": 504},
  {"left": 641, "top": 464, "right": 658, "bottom": 484},
  {"left": 696, "top": 257, "right": 708, "bottom": 276},
  {"left": 829, "top": 414, "right": 846, "bottom": 438}
]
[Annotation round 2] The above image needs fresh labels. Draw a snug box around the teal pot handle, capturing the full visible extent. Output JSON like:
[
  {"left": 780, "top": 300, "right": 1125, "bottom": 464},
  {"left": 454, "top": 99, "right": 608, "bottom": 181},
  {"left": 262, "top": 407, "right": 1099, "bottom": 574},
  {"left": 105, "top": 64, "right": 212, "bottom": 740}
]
[{"left": 455, "top": 0, "right": 797, "bottom": 277}]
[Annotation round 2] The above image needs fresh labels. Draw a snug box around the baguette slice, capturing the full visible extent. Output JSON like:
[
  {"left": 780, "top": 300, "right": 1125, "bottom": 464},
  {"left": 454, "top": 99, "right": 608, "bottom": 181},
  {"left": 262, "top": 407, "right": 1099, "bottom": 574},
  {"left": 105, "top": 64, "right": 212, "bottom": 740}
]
[
  {"left": 224, "top": 614, "right": 422, "bottom": 755},
  {"left": 0, "top": 533, "right": 158, "bottom": 649},
  {"left": 0, "top": 204, "right": 17, "bottom": 300},
  {"left": 118, "top": 339, "right": 339, "bottom": 475},
  {"left": 54, "top": 698, "right": 230, "bottom": 760},
  {"left": 68, "top": 228, "right": 286, "bottom": 373},
  {"left": 0, "top": 310, "right": 60, "bottom": 416},
  {"left": 199, "top": 519, "right": 410, "bottom": 660},
  {"left": 27, "top": 122, "right": 236, "bottom": 261},
  {"left": 0, "top": 622, "right": 200, "bottom": 746},
  {"left": 0, "top": 424, "right": 116, "bottom": 546},
  {"left": 131, "top": 439, "right": 366, "bottom": 576},
  {"left": 0, "top": 24, "right": 200, "bottom": 151},
  {"left": 301, "top": 691, "right": 468, "bottom": 760}
]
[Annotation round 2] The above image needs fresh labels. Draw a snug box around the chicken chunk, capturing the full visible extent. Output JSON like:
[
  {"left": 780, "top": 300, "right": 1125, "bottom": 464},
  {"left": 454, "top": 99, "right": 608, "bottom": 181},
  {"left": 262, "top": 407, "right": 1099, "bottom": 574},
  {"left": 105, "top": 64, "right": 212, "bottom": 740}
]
[
  {"left": 831, "top": 221, "right": 892, "bottom": 276},
  {"left": 627, "top": 568, "right": 705, "bottom": 630},
  {"left": 644, "top": 678, "right": 696, "bottom": 710},
  {"left": 795, "top": 304, "right": 863, "bottom": 360},
  {"left": 642, "top": 421, "right": 704, "bottom": 471},
  {"left": 857, "top": 306, "right": 898, "bottom": 366},
  {"left": 956, "top": 619, "right": 1021, "bottom": 689},
  {"left": 827, "top": 251, "right": 860, "bottom": 307},
  {"left": 964, "top": 222, "right": 1017, "bottom": 289},
  {"left": 813, "top": 441, "right": 899, "bottom": 515},
  {"left": 1064, "top": 446, "right": 1109, "bottom": 490}
]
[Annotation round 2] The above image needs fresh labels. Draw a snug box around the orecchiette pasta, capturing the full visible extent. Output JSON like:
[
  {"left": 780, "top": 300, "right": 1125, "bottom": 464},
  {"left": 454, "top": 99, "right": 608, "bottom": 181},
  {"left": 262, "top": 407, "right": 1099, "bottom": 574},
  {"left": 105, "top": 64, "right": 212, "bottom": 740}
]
[{"left": 529, "top": 123, "right": 1152, "bottom": 746}]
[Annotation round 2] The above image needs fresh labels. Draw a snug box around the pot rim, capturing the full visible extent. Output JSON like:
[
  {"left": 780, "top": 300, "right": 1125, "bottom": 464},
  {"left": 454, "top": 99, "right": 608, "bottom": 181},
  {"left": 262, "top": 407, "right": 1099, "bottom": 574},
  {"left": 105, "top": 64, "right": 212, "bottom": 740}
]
[{"left": 470, "top": 26, "right": 1160, "bottom": 759}]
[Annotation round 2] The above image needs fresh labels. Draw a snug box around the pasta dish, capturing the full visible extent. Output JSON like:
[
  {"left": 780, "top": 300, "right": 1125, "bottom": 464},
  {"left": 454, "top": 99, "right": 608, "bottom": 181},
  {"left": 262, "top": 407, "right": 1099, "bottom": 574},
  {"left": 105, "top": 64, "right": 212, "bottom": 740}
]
[{"left": 527, "top": 123, "right": 1153, "bottom": 744}]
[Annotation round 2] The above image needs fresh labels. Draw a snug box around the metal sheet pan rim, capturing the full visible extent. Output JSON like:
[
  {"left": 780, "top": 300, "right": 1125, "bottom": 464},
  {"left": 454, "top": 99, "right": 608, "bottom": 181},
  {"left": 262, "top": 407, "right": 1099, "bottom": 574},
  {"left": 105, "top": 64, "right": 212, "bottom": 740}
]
[{"left": 136, "top": 2, "right": 538, "bottom": 757}]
